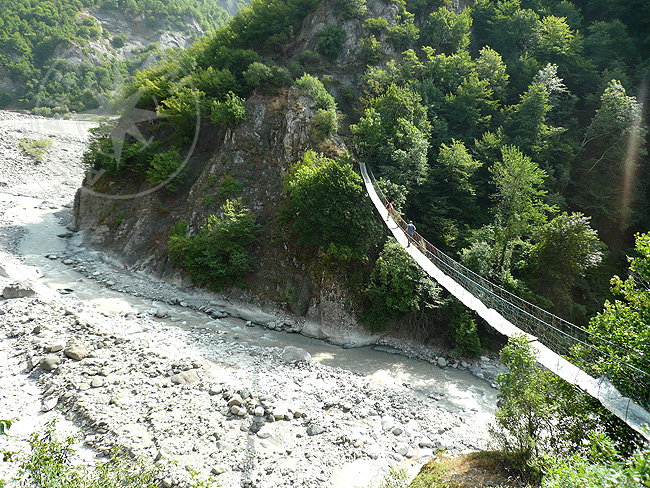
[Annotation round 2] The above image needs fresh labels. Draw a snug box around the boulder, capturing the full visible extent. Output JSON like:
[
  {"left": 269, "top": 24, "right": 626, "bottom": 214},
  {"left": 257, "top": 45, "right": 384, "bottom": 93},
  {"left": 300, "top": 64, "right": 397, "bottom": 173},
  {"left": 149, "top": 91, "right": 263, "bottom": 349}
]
[
  {"left": 170, "top": 369, "right": 200, "bottom": 385},
  {"left": 64, "top": 340, "right": 88, "bottom": 361},
  {"left": 3, "top": 281, "right": 36, "bottom": 299},
  {"left": 41, "top": 354, "right": 61, "bottom": 371},
  {"left": 282, "top": 346, "right": 311, "bottom": 363}
]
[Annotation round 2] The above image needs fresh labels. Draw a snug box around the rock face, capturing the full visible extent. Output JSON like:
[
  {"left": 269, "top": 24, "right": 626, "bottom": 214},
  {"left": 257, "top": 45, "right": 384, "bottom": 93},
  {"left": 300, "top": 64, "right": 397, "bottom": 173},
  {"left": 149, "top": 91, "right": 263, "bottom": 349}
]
[{"left": 72, "top": 86, "right": 362, "bottom": 340}]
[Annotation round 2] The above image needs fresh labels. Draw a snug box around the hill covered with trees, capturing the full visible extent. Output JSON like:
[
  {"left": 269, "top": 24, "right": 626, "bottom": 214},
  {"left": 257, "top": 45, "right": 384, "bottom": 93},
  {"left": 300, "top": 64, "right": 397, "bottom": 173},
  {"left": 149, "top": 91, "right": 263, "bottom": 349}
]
[{"left": 0, "top": 0, "right": 245, "bottom": 113}]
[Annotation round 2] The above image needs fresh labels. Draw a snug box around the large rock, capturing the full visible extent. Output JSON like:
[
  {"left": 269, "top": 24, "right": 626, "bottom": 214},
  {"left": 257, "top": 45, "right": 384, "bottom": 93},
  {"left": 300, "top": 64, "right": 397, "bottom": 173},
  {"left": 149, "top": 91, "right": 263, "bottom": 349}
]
[
  {"left": 3, "top": 281, "right": 36, "bottom": 299},
  {"left": 282, "top": 346, "right": 311, "bottom": 363},
  {"left": 41, "top": 354, "right": 61, "bottom": 371},
  {"left": 170, "top": 369, "right": 200, "bottom": 385},
  {"left": 64, "top": 340, "right": 89, "bottom": 361}
]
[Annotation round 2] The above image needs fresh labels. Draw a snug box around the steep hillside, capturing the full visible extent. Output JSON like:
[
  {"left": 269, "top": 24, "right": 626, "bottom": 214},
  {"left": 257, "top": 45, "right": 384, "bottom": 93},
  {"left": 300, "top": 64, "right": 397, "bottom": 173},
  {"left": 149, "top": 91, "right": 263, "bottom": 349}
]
[{"left": 0, "top": 0, "right": 243, "bottom": 113}]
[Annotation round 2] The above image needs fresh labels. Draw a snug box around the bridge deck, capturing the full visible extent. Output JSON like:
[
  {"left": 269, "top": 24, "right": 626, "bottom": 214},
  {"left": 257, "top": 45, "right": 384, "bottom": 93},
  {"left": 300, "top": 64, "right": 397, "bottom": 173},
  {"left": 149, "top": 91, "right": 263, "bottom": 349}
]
[{"left": 359, "top": 162, "right": 650, "bottom": 440}]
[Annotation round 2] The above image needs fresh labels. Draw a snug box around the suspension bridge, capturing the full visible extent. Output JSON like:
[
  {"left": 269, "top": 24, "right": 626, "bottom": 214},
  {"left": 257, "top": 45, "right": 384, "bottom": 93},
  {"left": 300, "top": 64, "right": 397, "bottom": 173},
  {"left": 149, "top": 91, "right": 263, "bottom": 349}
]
[{"left": 359, "top": 162, "right": 650, "bottom": 440}]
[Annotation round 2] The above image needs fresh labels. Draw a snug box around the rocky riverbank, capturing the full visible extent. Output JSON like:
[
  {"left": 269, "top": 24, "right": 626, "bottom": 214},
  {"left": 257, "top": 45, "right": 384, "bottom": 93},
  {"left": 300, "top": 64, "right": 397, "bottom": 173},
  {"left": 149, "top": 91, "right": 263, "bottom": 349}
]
[{"left": 0, "top": 111, "right": 500, "bottom": 487}]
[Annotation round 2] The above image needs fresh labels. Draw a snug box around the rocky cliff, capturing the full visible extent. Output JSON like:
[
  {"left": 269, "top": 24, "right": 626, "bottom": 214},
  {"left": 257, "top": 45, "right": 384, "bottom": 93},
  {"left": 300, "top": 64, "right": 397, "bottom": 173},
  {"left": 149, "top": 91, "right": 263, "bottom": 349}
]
[{"left": 72, "top": 82, "right": 378, "bottom": 344}]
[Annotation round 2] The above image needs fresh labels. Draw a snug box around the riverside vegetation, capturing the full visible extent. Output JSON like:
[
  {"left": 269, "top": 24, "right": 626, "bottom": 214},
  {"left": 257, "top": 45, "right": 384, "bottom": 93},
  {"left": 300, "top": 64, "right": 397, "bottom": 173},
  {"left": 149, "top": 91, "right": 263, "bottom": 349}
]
[{"left": 9, "top": 0, "right": 650, "bottom": 484}]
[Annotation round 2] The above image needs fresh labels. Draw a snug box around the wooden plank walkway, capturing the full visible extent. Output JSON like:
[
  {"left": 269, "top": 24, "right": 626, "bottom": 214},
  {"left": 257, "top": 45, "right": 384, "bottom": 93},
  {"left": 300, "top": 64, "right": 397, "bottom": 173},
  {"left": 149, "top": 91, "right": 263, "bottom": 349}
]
[{"left": 359, "top": 162, "right": 650, "bottom": 440}]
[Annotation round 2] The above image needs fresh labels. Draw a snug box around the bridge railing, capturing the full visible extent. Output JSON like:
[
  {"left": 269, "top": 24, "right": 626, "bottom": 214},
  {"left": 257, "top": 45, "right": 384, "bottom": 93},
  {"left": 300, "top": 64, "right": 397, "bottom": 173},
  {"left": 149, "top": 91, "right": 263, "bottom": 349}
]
[{"left": 366, "top": 165, "right": 650, "bottom": 411}]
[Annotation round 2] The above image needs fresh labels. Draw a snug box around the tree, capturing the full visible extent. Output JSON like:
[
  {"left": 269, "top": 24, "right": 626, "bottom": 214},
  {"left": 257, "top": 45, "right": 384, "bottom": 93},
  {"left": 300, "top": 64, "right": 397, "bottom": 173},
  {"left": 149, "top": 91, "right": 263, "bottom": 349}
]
[
  {"left": 490, "top": 335, "right": 557, "bottom": 469},
  {"left": 491, "top": 145, "right": 550, "bottom": 276},
  {"left": 420, "top": 6, "right": 472, "bottom": 55},
  {"left": 282, "top": 151, "right": 381, "bottom": 262},
  {"left": 365, "top": 238, "right": 442, "bottom": 331},
  {"left": 168, "top": 199, "right": 261, "bottom": 289},
  {"left": 570, "top": 80, "right": 647, "bottom": 250},
  {"left": 411, "top": 140, "right": 481, "bottom": 249},
  {"left": 352, "top": 84, "right": 431, "bottom": 188},
  {"left": 537, "top": 15, "right": 577, "bottom": 63},
  {"left": 530, "top": 212, "right": 604, "bottom": 318},
  {"left": 505, "top": 83, "right": 551, "bottom": 154},
  {"left": 316, "top": 25, "right": 345, "bottom": 61},
  {"left": 580, "top": 232, "right": 650, "bottom": 410}
]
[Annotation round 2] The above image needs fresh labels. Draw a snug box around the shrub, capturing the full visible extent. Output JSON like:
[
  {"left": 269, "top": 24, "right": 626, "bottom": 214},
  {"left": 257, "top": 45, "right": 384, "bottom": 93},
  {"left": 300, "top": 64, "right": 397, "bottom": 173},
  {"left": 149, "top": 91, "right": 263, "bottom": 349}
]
[
  {"left": 210, "top": 91, "right": 246, "bottom": 128},
  {"left": 336, "top": 0, "right": 367, "bottom": 19},
  {"left": 449, "top": 310, "right": 481, "bottom": 357},
  {"left": 145, "top": 147, "right": 184, "bottom": 191},
  {"left": 157, "top": 86, "right": 203, "bottom": 139},
  {"left": 363, "top": 17, "right": 388, "bottom": 34},
  {"left": 316, "top": 26, "right": 346, "bottom": 62},
  {"left": 311, "top": 108, "right": 338, "bottom": 140},
  {"left": 340, "top": 86, "right": 355, "bottom": 103},
  {"left": 490, "top": 335, "right": 557, "bottom": 474},
  {"left": 14, "top": 420, "right": 159, "bottom": 488},
  {"left": 365, "top": 238, "right": 442, "bottom": 331},
  {"left": 387, "top": 16, "right": 419, "bottom": 50},
  {"left": 361, "top": 35, "right": 383, "bottom": 64},
  {"left": 168, "top": 199, "right": 260, "bottom": 289},
  {"left": 282, "top": 151, "right": 380, "bottom": 263},
  {"left": 216, "top": 174, "right": 244, "bottom": 200},
  {"left": 297, "top": 50, "right": 322, "bottom": 66},
  {"left": 295, "top": 74, "right": 336, "bottom": 111},
  {"left": 191, "top": 67, "right": 238, "bottom": 99},
  {"left": 243, "top": 62, "right": 272, "bottom": 87},
  {"left": 19, "top": 137, "right": 53, "bottom": 163},
  {"left": 111, "top": 33, "right": 128, "bottom": 48}
]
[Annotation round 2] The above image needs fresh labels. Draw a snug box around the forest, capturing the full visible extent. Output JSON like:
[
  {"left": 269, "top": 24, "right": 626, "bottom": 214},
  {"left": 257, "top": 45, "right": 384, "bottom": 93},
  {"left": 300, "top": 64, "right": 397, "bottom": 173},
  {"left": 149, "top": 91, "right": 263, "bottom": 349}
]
[
  {"left": 77, "top": 0, "right": 649, "bottom": 483},
  {"left": 0, "top": 0, "right": 241, "bottom": 113}
]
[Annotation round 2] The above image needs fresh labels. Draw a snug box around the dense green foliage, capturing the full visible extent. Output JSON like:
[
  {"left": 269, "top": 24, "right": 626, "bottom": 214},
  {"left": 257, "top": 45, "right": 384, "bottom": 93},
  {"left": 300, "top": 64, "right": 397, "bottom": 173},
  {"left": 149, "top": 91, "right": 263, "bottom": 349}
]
[
  {"left": 282, "top": 151, "right": 380, "bottom": 263},
  {"left": 9, "top": 421, "right": 159, "bottom": 487},
  {"left": 365, "top": 238, "right": 442, "bottom": 331},
  {"left": 0, "top": 0, "right": 237, "bottom": 113},
  {"left": 491, "top": 335, "right": 650, "bottom": 486},
  {"left": 168, "top": 199, "right": 260, "bottom": 289},
  {"left": 349, "top": 0, "right": 649, "bottom": 326},
  {"left": 576, "top": 232, "right": 650, "bottom": 408}
]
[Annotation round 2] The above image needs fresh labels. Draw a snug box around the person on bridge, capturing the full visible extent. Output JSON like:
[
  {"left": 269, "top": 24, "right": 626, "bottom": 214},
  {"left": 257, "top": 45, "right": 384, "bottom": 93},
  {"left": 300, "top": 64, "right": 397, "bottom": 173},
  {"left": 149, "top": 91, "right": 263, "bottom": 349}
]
[
  {"left": 406, "top": 220, "right": 416, "bottom": 247},
  {"left": 386, "top": 201, "right": 394, "bottom": 221}
]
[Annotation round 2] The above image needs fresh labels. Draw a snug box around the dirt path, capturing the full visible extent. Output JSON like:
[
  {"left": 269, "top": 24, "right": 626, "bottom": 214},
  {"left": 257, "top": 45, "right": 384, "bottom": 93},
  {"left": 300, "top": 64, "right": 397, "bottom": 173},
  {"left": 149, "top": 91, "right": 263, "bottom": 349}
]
[{"left": 0, "top": 111, "right": 499, "bottom": 488}]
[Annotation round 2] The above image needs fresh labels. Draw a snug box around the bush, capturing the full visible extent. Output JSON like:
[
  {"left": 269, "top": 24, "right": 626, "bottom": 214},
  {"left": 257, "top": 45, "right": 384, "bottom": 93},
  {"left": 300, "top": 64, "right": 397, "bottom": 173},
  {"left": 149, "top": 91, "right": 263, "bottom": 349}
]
[
  {"left": 387, "top": 16, "right": 419, "bottom": 50},
  {"left": 111, "top": 33, "right": 127, "bottom": 48},
  {"left": 216, "top": 174, "right": 244, "bottom": 200},
  {"left": 282, "top": 151, "right": 380, "bottom": 263},
  {"left": 449, "top": 310, "right": 482, "bottom": 357},
  {"left": 365, "top": 238, "right": 442, "bottom": 331},
  {"left": 295, "top": 74, "right": 336, "bottom": 111},
  {"left": 490, "top": 335, "right": 557, "bottom": 474},
  {"left": 19, "top": 137, "right": 53, "bottom": 163},
  {"left": 210, "top": 91, "right": 246, "bottom": 128},
  {"left": 336, "top": 0, "right": 367, "bottom": 19},
  {"left": 145, "top": 147, "right": 184, "bottom": 191},
  {"left": 311, "top": 108, "right": 338, "bottom": 140},
  {"left": 13, "top": 420, "right": 159, "bottom": 488},
  {"left": 316, "top": 25, "right": 346, "bottom": 61},
  {"left": 360, "top": 35, "right": 382, "bottom": 64},
  {"left": 363, "top": 17, "right": 388, "bottom": 34},
  {"left": 340, "top": 86, "right": 355, "bottom": 103},
  {"left": 157, "top": 86, "right": 203, "bottom": 139},
  {"left": 168, "top": 199, "right": 260, "bottom": 289}
]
